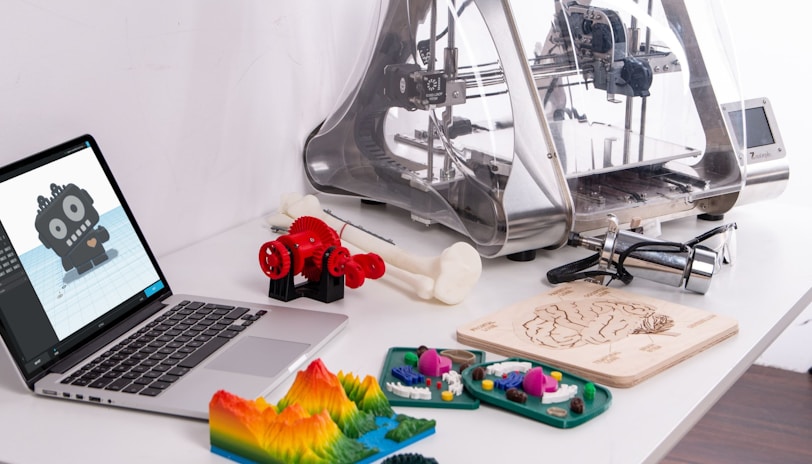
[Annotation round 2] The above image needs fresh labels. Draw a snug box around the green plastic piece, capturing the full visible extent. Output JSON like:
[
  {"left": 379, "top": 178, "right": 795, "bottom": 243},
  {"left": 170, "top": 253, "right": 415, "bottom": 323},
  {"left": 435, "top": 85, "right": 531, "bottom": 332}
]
[
  {"left": 584, "top": 382, "right": 596, "bottom": 401},
  {"left": 379, "top": 346, "right": 484, "bottom": 410},
  {"left": 403, "top": 352, "right": 419, "bottom": 367},
  {"left": 461, "top": 357, "right": 612, "bottom": 428}
]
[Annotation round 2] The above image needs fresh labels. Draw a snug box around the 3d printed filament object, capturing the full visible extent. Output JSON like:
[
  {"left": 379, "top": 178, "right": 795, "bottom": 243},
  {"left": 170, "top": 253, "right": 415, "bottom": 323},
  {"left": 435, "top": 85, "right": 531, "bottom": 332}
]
[{"left": 259, "top": 216, "right": 385, "bottom": 302}]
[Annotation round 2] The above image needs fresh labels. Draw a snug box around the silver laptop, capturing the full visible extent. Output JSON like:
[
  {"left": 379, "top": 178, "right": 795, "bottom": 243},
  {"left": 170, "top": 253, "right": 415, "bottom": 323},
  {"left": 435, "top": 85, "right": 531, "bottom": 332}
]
[{"left": 0, "top": 134, "right": 348, "bottom": 419}]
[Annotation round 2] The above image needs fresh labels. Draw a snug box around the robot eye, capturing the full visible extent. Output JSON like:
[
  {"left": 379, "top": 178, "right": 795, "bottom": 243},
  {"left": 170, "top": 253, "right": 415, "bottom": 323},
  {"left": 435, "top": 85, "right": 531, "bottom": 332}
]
[
  {"left": 49, "top": 218, "right": 68, "bottom": 240},
  {"left": 62, "top": 195, "right": 86, "bottom": 222}
]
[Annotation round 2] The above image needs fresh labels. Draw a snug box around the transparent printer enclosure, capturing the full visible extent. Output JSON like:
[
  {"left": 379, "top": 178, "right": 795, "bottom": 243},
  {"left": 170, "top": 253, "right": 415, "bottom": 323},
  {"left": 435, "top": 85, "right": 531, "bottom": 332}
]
[{"left": 304, "top": 0, "right": 772, "bottom": 258}]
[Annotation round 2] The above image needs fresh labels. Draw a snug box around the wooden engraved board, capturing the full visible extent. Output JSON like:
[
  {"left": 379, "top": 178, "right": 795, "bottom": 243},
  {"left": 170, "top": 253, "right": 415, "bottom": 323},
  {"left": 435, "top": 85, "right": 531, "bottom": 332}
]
[{"left": 457, "top": 281, "right": 738, "bottom": 388}]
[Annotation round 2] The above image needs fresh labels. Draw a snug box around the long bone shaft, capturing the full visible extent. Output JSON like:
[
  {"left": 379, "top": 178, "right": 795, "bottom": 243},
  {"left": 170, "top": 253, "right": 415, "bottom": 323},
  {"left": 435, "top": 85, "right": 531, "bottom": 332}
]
[
  {"left": 265, "top": 212, "right": 436, "bottom": 301},
  {"left": 273, "top": 194, "right": 482, "bottom": 305}
]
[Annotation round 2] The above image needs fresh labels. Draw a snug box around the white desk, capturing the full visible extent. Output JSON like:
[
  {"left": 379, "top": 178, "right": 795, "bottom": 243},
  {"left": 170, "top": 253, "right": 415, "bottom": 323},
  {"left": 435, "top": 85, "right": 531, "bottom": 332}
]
[{"left": 1, "top": 198, "right": 810, "bottom": 464}]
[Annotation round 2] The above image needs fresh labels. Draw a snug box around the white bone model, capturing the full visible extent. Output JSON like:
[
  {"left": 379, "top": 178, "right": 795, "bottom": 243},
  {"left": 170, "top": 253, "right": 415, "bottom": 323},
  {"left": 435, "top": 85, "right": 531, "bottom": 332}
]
[{"left": 267, "top": 193, "right": 482, "bottom": 305}]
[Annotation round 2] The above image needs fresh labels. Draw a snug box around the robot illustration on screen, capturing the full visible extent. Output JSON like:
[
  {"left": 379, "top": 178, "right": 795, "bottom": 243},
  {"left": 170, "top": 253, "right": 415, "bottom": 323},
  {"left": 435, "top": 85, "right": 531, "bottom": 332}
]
[{"left": 35, "top": 183, "right": 110, "bottom": 274}]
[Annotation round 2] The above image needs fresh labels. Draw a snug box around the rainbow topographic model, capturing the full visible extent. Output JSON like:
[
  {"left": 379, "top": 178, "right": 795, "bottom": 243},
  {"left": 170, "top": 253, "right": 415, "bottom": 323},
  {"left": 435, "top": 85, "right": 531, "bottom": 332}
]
[{"left": 210, "top": 358, "right": 436, "bottom": 464}]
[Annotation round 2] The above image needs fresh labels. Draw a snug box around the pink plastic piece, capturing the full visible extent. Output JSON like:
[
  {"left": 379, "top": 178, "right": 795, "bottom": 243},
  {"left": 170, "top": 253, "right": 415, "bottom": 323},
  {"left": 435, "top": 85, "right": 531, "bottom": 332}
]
[
  {"left": 417, "top": 349, "right": 452, "bottom": 377},
  {"left": 522, "top": 367, "right": 545, "bottom": 397},
  {"left": 544, "top": 374, "right": 559, "bottom": 393},
  {"left": 522, "top": 366, "right": 560, "bottom": 396}
]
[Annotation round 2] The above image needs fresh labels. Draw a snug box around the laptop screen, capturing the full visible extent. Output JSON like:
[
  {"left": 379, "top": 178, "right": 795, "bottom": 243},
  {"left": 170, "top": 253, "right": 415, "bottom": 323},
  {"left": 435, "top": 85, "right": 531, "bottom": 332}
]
[{"left": 0, "top": 135, "right": 167, "bottom": 383}]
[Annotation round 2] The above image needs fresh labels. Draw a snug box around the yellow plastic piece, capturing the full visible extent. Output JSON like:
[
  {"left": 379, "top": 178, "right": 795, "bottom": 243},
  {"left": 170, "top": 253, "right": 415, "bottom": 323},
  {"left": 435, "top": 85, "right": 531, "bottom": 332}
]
[
  {"left": 482, "top": 379, "right": 494, "bottom": 391},
  {"left": 441, "top": 390, "right": 455, "bottom": 401},
  {"left": 551, "top": 371, "right": 563, "bottom": 382}
]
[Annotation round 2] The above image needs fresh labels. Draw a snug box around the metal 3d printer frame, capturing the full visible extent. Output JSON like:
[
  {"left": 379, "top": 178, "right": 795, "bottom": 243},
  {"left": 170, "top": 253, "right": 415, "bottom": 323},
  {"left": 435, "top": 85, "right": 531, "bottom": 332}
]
[{"left": 303, "top": 0, "right": 788, "bottom": 261}]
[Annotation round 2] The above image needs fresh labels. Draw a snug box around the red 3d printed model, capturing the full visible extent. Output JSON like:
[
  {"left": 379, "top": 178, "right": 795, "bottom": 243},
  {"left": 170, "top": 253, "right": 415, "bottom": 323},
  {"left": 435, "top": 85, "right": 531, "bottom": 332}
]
[{"left": 259, "top": 216, "right": 384, "bottom": 303}]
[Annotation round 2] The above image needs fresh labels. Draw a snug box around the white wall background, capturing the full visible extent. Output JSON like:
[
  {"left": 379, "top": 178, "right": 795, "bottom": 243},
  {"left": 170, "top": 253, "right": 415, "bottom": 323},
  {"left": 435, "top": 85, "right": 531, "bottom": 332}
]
[
  {"left": 0, "top": 0, "right": 380, "bottom": 257},
  {"left": 0, "top": 0, "right": 807, "bottom": 260}
]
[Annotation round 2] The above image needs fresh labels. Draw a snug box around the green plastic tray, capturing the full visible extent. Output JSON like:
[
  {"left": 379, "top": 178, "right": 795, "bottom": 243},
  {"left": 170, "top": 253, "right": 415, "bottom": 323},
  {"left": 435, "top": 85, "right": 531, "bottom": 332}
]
[
  {"left": 461, "top": 357, "right": 611, "bottom": 428},
  {"left": 379, "top": 346, "right": 485, "bottom": 409}
]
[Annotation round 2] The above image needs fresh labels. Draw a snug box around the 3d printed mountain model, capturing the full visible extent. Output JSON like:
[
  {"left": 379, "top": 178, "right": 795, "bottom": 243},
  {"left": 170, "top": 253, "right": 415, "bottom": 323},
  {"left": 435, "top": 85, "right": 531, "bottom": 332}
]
[{"left": 210, "top": 359, "right": 436, "bottom": 464}]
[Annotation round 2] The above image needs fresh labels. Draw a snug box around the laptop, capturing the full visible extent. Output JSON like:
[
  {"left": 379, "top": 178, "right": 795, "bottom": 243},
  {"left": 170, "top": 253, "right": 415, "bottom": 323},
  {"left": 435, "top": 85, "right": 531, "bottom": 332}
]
[{"left": 0, "top": 134, "right": 348, "bottom": 419}]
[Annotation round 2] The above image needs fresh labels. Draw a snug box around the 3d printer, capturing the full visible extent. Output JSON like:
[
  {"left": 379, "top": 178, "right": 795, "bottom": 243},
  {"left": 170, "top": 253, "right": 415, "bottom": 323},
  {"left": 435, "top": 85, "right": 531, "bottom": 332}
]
[{"left": 303, "top": 0, "right": 788, "bottom": 261}]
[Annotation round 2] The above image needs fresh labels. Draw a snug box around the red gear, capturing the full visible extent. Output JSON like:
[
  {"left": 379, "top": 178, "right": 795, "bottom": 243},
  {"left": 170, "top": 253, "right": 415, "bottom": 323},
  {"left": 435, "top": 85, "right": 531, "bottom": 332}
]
[
  {"left": 259, "top": 216, "right": 386, "bottom": 291},
  {"left": 258, "top": 240, "right": 291, "bottom": 279},
  {"left": 326, "top": 246, "right": 351, "bottom": 277}
]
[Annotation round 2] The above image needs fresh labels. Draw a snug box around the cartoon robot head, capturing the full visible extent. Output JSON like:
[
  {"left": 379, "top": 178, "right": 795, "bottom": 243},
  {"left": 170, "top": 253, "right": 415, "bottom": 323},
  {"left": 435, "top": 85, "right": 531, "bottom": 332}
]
[{"left": 35, "top": 183, "right": 110, "bottom": 274}]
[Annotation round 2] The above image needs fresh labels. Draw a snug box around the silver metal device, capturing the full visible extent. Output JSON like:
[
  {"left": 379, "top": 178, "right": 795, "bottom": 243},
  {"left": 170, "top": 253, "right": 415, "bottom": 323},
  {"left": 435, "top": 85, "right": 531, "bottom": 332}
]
[
  {"left": 552, "top": 215, "right": 734, "bottom": 294},
  {"left": 304, "top": 0, "right": 787, "bottom": 261}
]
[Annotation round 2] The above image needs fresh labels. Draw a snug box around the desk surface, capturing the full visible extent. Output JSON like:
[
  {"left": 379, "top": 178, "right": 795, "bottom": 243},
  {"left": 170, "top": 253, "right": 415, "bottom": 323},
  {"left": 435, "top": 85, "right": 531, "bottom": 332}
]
[{"left": 1, "top": 197, "right": 810, "bottom": 464}]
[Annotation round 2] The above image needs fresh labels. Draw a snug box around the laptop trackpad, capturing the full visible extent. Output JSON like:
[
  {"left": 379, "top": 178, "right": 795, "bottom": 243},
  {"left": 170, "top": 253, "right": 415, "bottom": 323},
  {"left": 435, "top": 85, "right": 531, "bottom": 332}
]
[{"left": 205, "top": 336, "right": 311, "bottom": 377}]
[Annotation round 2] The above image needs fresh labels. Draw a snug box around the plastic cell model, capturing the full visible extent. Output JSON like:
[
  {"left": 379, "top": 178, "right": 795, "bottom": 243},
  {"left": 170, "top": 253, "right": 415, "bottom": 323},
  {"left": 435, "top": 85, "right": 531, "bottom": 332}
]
[
  {"left": 380, "top": 346, "right": 485, "bottom": 409},
  {"left": 461, "top": 358, "right": 611, "bottom": 428}
]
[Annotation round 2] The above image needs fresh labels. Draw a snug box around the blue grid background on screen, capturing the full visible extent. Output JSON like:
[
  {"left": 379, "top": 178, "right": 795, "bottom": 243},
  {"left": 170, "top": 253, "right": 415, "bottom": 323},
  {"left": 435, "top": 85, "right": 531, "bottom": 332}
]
[{"left": 19, "top": 206, "right": 160, "bottom": 340}]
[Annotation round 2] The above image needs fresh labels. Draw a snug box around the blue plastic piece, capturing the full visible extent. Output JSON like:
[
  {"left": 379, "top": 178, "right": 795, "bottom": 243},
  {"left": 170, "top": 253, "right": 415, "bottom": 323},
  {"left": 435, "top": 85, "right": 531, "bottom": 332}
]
[
  {"left": 494, "top": 371, "right": 524, "bottom": 390},
  {"left": 391, "top": 365, "right": 425, "bottom": 386}
]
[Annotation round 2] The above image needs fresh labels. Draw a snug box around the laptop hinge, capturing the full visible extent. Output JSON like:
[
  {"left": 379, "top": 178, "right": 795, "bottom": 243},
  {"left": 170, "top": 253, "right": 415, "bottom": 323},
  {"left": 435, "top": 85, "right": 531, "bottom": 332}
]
[{"left": 49, "top": 299, "right": 168, "bottom": 374}]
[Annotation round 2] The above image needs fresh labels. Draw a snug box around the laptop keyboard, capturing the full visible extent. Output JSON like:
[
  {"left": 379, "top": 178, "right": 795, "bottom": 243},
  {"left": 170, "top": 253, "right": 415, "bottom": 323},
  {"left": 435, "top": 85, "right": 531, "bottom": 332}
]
[
  {"left": 60, "top": 300, "right": 266, "bottom": 396},
  {"left": 0, "top": 228, "right": 27, "bottom": 295}
]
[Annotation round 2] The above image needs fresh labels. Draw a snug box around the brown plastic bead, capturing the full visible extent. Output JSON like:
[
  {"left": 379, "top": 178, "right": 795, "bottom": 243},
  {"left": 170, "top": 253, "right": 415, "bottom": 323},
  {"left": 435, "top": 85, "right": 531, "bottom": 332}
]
[
  {"left": 570, "top": 397, "right": 585, "bottom": 414},
  {"left": 506, "top": 387, "right": 527, "bottom": 404},
  {"left": 471, "top": 366, "right": 486, "bottom": 381}
]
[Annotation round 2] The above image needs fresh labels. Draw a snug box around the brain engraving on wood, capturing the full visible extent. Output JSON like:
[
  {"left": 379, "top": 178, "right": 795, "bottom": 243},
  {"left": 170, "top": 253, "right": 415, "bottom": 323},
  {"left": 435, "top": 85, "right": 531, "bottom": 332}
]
[{"left": 521, "top": 299, "right": 675, "bottom": 349}]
